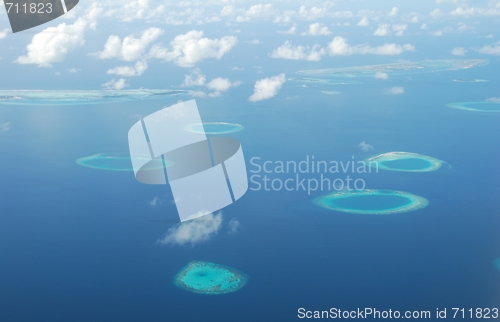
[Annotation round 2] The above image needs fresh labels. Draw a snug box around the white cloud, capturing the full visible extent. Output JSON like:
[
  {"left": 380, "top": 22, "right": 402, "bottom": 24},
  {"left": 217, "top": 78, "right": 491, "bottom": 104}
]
[
  {"left": 486, "top": 97, "right": 500, "bottom": 102},
  {"left": 0, "top": 29, "right": 9, "bottom": 40},
  {"left": 67, "top": 68, "right": 80, "bottom": 73},
  {"left": 1, "top": 122, "right": 10, "bottom": 132},
  {"left": 388, "top": 7, "right": 399, "bottom": 16},
  {"left": 421, "top": 23, "right": 428, "bottom": 30},
  {"left": 227, "top": 218, "right": 240, "bottom": 235},
  {"left": 374, "top": 24, "right": 390, "bottom": 36},
  {"left": 430, "top": 9, "right": 443, "bottom": 18},
  {"left": 102, "top": 78, "right": 128, "bottom": 90},
  {"left": 149, "top": 196, "right": 161, "bottom": 206},
  {"left": 15, "top": 5, "right": 102, "bottom": 67},
  {"left": 374, "top": 72, "right": 389, "bottom": 80},
  {"left": 434, "top": 30, "right": 443, "bottom": 36},
  {"left": 328, "top": 37, "right": 415, "bottom": 56},
  {"left": 451, "top": 47, "right": 466, "bottom": 56},
  {"left": 157, "top": 212, "right": 222, "bottom": 246},
  {"left": 392, "top": 24, "right": 408, "bottom": 36},
  {"left": 358, "top": 141, "right": 373, "bottom": 152},
  {"left": 148, "top": 30, "right": 237, "bottom": 67},
  {"left": 206, "top": 78, "right": 240, "bottom": 97},
  {"left": 278, "top": 26, "right": 297, "bottom": 35},
  {"left": 387, "top": 86, "right": 405, "bottom": 95},
  {"left": 107, "top": 60, "right": 148, "bottom": 77},
  {"left": 478, "top": 42, "right": 500, "bottom": 55},
  {"left": 451, "top": 6, "right": 500, "bottom": 16},
  {"left": 249, "top": 73, "right": 286, "bottom": 102},
  {"left": 357, "top": 17, "right": 369, "bottom": 26},
  {"left": 206, "top": 78, "right": 238, "bottom": 92},
  {"left": 247, "top": 39, "right": 262, "bottom": 44},
  {"left": 182, "top": 69, "right": 206, "bottom": 86},
  {"left": 301, "top": 23, "right": 331, "bottom": 36},
  {"left": 91, "top": 27, "right": 163, "bottom": 61},
  {"left": 270, "top": 41, "right": 325, "bottom": 61},
  {"left": 236, "top": 4, "right": 276, "bottom": 22}
]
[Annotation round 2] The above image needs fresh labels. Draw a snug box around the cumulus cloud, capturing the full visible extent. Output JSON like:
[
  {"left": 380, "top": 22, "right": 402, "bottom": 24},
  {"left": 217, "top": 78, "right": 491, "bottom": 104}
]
[
  {"left": 374, "top": 72, "right": 389, "bottom": 80},
  {"left": 374, "top": 24, "right": 390, "bottom": 36},
  {"left": 301, "top": 23, "right": 331, "bottom": 36},
  {"left": 247, "top": 39, "right": 262, "bottom": 44},
  {"left": 386, "top": 86, "right": 405, "bottom": 95},
  {"left": 0, "top": 29, "right": 8, "bottom": 40},
  {"left": 102, "top": 78, "right": 128, "bottom": 90},
  {"left": 478, "top": 42, "right": 500, "bottom": 55},
  {"left": 236, "top": 4, "right": 276, "bottom": 22},
  {"left": 278, "top": 26, "right": 297, "bottom": 35},
  {"left": 358, "top": 141, "right": 373, "bottom": 152},
  {"left": 430, "top": 9, "right": 443, "bottom": 18},
  {"left": 182, "top": 69, "right": 206, "bottom": 86},
  {"left": 249, "top": 73, "right": 286, "bottom": 102},
  {"left": 107, "top": 60, "right": 148, "bottom": 77},
  {"left": 206, "top": 78, "right": 240, "bottom": 97},
  {"left": 392, "top": 24, "right": 408, "bottom": 36},
  {"left": 148, "top": 30, "right": 237, "bottom": 67},
  {"left": 227, "top": 218, "right": 240, "bottom": 235},
  {"left": 451, "top": 47, "right": 466, "bottom": 56},
  {"left": 388, "top": 7, "right": 399, "bottom": 16},
  {"left": 451, "top": 6, "right": 500, "bottom": 16},
  {"left": 270, "top": 41, "right": 325, "bottom": 61},
  {"left": 357, "top": 17, "right": 369, "bottom": 26},
  {"left": 1, "top": 122, "right": 10, "bottom": 132},
  {"left": 91, "top": 27, "right": 163, "bottom": 61},
  {"left": 15, "top": 5, "right": 102, "bottom": 67},
  {"left": 328, "top": 37, "right": 415, "bottom": 56},
  {"left": 207, "top": 78, "right": 240, "bottom": 92},
  {"left": 157, "top": 212, "right": 223, "bottom": 246},
  {"left": 486, "top": 97, "right": 500, "bottom": 102},
  {"left": 67, "top": 68, "right": 80, "bottom": 73}
]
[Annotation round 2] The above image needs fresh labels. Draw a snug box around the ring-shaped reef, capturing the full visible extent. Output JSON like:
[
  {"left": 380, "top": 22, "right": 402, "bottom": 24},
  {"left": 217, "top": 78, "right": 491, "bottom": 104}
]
[
  {"left": 314, "top": 189, "right": 429, "bottom": 215},
  {"left": 174, "top": 261, "right": 249, "bottom": 295},
  {"left": 446, "top": 101, "right": 500, "bottom": 112},
  {"left": 184, "top": 122, "right": 244, "bottom": 135},
  {"left": 493, "top": 258, "right": 500, "bottom": 271},
  {"left": 367, "top": 152, "right": 445, "bottom": 172},
  {"left": 76, "top": 153, "right": 172, "bottom": 171}
]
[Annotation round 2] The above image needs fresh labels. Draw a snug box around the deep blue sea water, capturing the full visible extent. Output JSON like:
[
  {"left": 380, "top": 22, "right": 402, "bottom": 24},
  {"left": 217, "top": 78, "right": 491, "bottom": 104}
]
[{"left": 1, "top": 63, "right": 499, "bottom": 321}]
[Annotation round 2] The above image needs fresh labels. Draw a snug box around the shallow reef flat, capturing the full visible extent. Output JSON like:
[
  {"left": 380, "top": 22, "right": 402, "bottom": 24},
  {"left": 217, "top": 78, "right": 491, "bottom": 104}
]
[
  {"left": 314, "top": 189, "right": 429, "bottom": 215},
  {"left": 446, "top": 101, "right": 500, "bottom": 112},
  {"left": 296, "top": 59, "right": 488, "bottom": 79},
  {"left": 184, "top": 122, "right": 244, "bottom": 135},
  {"left": 76, "top": 153, "right": 171, "bottom": 171},
  {"left": 0, "top": 89, "right": 187, "bottom": 105},
  {"left": 493, "top": 258, "right": 500, "bottom": 271},
  {"left": 289, "top": 77, "right": 361, "bottom": 85},
  {"left": 367, "top": 152, "right": 445, "bottom": 172},
  {"left": 452, "top": 79, "right": 488, "bottom": 83},
  {"left": 174, "top": 261, "right": 249, "bottom": 295},
  {"left": 321, "top": 90, "right": 341, "bottom": 95}
]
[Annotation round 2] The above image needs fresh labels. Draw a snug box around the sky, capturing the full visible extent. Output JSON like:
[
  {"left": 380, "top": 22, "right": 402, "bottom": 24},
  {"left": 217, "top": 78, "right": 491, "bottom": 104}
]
[{"left": 0, "top": 0, "right": 499, "bottom": 97}]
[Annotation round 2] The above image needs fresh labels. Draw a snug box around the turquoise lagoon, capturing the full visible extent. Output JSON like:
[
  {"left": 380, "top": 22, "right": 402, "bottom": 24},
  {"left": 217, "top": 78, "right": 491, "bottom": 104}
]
[{"left": 174, "top": 261, "right": 249, "bottom": 295}]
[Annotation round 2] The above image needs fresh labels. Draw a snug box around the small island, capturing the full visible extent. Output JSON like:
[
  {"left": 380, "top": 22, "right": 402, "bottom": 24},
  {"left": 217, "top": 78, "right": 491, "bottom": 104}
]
[
  {"left": 446, "top": 101, "right": 500, "bottom": 112},
  {"left": 174, "top": 261, "right": 249, "bottom": 295}
]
